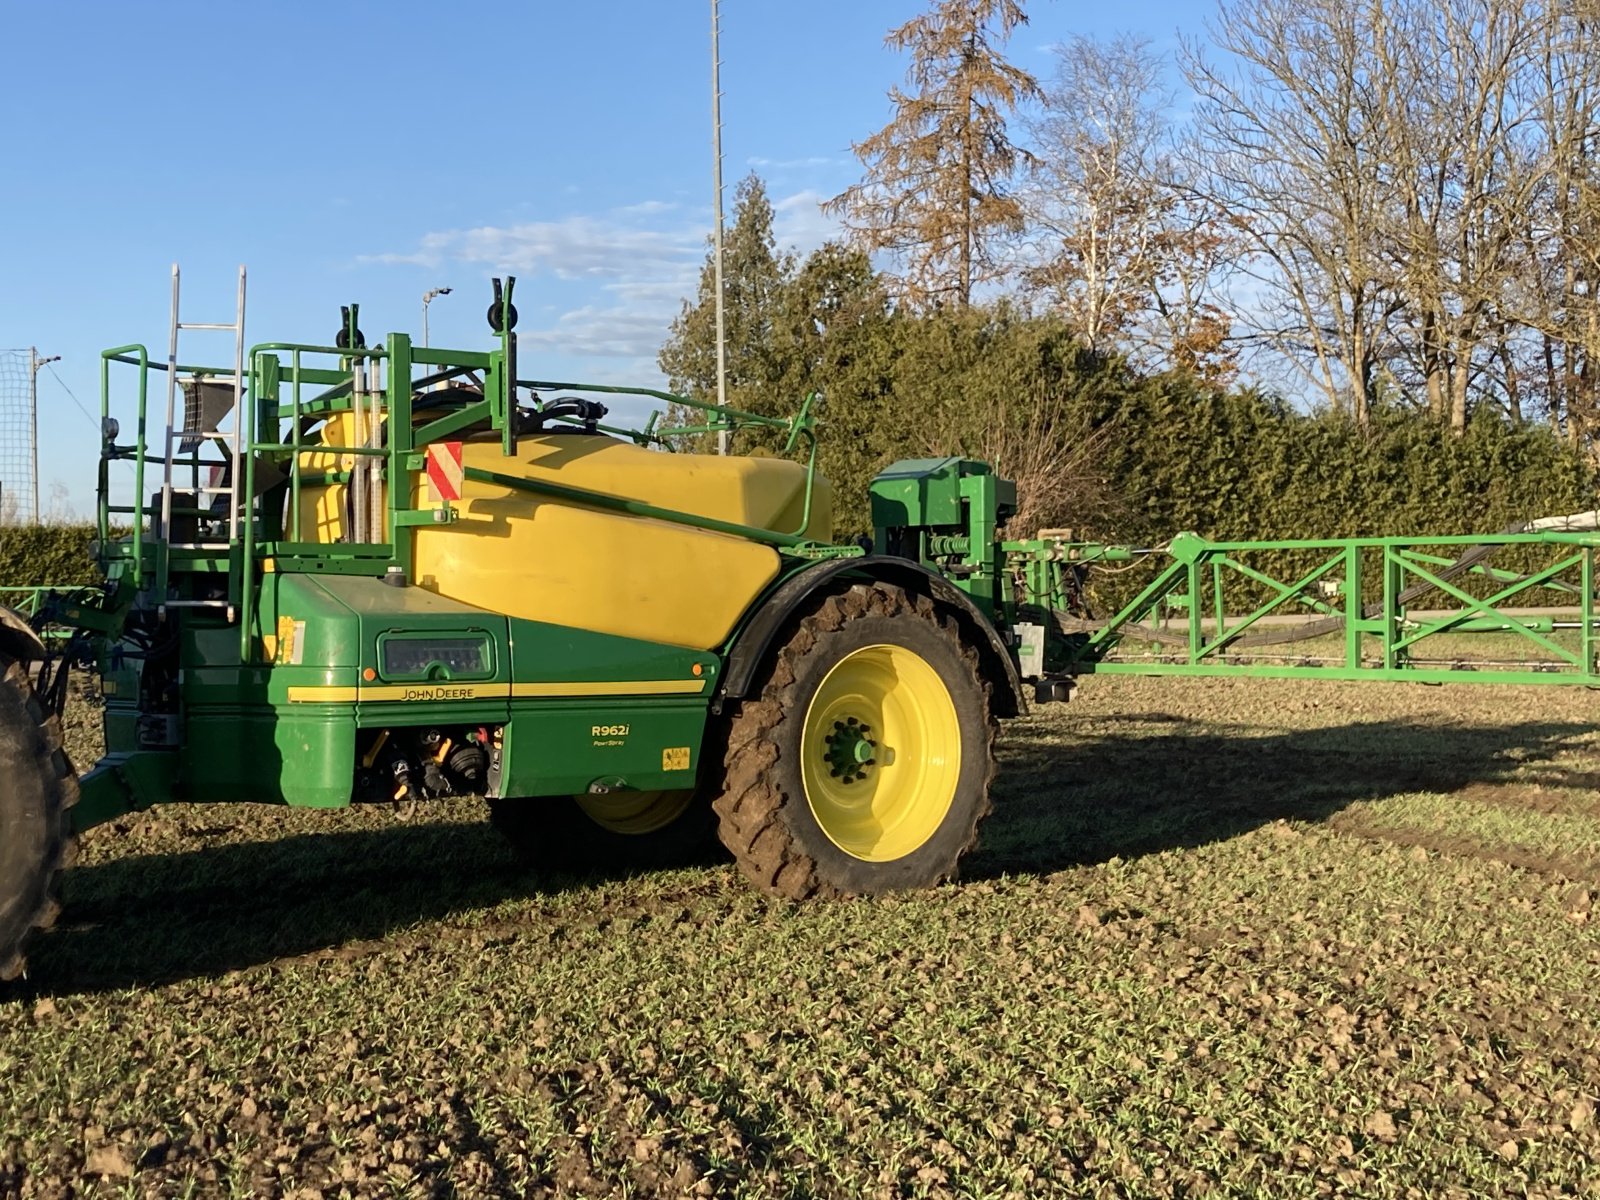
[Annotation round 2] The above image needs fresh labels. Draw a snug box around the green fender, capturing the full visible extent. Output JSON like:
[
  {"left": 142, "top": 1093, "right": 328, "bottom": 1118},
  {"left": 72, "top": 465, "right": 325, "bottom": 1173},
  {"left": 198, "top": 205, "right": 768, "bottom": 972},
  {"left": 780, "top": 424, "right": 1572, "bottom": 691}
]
[{"left": 718, "top": 556, "right": 1025, "bottom": 718}]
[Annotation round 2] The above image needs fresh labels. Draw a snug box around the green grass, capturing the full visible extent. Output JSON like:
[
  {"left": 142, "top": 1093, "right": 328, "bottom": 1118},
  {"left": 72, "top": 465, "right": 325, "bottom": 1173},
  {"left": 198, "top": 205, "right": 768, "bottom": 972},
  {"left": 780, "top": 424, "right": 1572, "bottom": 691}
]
[{"left": 4, "top": 674, "right": 1600, "bottom": 1198}]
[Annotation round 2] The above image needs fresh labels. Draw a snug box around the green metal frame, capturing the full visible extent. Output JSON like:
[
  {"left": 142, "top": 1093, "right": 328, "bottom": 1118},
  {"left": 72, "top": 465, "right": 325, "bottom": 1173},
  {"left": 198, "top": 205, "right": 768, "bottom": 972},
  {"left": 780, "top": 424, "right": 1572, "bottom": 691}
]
[
  {"left": 94, "top": 318, "right": 825, "bottom": 650},
  {"left": 862, "top": 455, "right": 1600, "bottom": 688},
  {"left": 62, "top": 301, "right": 836, "bottom": 831},
  {"left": 0, "top": 587, "right": 100, "bottom": 640},
  {"left": 1016, "top": 530, "right": 1600, "bottom": 685}
]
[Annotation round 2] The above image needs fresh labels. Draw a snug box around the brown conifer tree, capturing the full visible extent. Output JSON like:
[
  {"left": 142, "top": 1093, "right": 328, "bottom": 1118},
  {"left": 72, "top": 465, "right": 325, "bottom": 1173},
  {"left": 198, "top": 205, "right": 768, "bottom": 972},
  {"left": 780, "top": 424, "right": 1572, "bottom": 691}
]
[{"left": 826, "top": 0, "right": 1040, "bottom": 309}]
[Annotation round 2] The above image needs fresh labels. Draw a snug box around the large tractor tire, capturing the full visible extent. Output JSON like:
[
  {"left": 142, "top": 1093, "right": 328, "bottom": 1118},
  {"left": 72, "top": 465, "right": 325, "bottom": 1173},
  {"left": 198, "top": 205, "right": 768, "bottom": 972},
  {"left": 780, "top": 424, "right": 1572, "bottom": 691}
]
[
  {"left": 0, "top": 653, "right": 77, "bottom": 981},
  {"left": 488, "top": 788, "right": 719, "bottom": 873},
  {"left": 714, "top": 581, "right": 995, "bottom": 899}
]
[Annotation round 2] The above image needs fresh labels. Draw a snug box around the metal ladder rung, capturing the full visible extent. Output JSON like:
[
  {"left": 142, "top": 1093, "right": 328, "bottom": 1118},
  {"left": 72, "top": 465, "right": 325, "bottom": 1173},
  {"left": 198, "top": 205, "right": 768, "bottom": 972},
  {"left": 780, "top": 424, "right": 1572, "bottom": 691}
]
[
  {"left": 163, "top": 599, "right": 238, "bottom": 622},
  {"left": 159, "top": 264, "right": 246, "bottom": 600}
]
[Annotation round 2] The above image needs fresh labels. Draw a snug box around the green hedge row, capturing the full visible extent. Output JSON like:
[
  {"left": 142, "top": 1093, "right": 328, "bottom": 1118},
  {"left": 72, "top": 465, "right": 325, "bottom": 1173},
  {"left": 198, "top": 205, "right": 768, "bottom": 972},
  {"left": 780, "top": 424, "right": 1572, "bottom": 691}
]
[
  {"left": 0, "top": 523, "right": 101, "bottom": 589},
  {"left": 1082, "top": 381, "right": 1597, "bottom": 610}
]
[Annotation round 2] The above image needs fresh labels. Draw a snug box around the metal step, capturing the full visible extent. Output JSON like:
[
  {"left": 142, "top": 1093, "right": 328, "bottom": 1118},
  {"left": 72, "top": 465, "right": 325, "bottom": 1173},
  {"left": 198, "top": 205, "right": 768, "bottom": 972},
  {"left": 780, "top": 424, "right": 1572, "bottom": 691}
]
[{"left": 161, "top": 598, "right": 236, "bottom": 622}]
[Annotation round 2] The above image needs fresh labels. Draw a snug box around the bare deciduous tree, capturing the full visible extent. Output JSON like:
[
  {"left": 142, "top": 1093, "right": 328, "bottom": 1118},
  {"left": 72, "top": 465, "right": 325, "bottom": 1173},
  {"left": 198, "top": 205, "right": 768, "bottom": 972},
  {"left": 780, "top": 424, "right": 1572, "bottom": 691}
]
[
  {"left": 1021, "top": 35, "right": 1170, "bottom": 351},
  {"left": 1022, "top": 34, "right": 1243, "bottom": 380},
  {"left": 1185, "top": 0, "right": 1600, "bottom": 442},
  {"left": 1504, "top": 0, "right": 1600, "bottom": 442},
  {"left": 1381, "top": 0, "right": 1548, "bottom": 431},
  {"left": 1184, "top": 0, "right": 1412, "bottom": 425}
]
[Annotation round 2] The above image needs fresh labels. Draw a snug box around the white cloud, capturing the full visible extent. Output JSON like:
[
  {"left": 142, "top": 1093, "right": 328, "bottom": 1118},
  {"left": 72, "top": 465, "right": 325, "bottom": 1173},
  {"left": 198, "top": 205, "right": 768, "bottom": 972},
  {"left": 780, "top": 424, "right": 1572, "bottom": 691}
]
[
  {"left": 518, "top": 304, "right": 673, "bottom": 363},
  {"left": 363, "top": 189, "right": 843, "bottom": 384},
  {"left": 361, "top": 215, "right": 703, "bottom": 279},
  {"left": 747, "top": 155, "right": 842, "bottom": 170},
  {"left": 615, "top": 199, "right": 680, "bottom": 216},
  {"left": 602, "top": 277, "right": 700, "bottom": 306},
  {"left": 772, "top": 189, "right": 841, "bottom": 256}
]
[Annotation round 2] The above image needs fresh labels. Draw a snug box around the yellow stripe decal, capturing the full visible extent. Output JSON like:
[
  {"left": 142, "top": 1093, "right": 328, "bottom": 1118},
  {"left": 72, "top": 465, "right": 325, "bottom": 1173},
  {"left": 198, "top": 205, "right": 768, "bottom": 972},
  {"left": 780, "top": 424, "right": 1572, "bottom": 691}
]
[
  {"left": 510, "top": 680, "right": 707, "bottom": 697},
  {"left": 287, "top": 686, "right": 360, "bottom": 703},
  {"left": 286, "top": 679, "right": 705, "bottom": 703}
]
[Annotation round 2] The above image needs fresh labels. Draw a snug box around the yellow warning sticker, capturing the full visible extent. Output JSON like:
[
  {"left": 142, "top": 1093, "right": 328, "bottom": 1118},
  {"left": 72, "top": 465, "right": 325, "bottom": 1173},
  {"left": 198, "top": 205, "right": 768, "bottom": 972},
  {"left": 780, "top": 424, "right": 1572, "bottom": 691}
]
[
  {"left": 275, "top": 616, "right": 305, "bottom": 665},
  {"left": 662, "top": 746, "right": 691, "bottom": 771}
]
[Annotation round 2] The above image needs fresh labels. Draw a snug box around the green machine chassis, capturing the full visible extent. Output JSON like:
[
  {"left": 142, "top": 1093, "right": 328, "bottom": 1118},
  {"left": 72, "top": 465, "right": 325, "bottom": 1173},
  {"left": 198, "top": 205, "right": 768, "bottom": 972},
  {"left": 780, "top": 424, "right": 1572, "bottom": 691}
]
[
  {"left": 25, "top": 277, "right": 1600, "bottom": 847},
  {"left": 57, "top": 281, "right": 873, "bottom": 832}
]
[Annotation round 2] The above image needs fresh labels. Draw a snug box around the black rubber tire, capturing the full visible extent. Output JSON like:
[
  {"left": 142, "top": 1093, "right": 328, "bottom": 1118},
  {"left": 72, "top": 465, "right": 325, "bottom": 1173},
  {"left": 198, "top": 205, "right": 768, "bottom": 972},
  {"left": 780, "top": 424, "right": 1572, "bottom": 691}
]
[
  {"left": 487, "top": 789, "right": 719, "bottom": 872},
  {"left": 0, "top": 654, "right": 77, "bottom": 981},
  {"left": 713, "top": 581, "right": 995, "bottom": 899}
]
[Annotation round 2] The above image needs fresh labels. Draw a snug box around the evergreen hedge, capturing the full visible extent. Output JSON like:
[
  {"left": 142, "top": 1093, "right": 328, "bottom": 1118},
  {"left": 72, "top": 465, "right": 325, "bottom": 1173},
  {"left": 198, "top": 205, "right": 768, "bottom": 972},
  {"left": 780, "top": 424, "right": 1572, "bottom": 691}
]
[{"left": 0, "top": 523, "right": 101, "bottom": 589}]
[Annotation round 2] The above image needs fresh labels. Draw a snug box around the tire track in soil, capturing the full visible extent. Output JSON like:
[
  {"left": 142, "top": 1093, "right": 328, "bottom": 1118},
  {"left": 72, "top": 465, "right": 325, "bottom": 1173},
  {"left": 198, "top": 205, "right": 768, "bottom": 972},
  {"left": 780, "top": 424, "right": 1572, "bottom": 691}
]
[{"left": 1325, "top": 813, "right": 1600, "bottom": 886}]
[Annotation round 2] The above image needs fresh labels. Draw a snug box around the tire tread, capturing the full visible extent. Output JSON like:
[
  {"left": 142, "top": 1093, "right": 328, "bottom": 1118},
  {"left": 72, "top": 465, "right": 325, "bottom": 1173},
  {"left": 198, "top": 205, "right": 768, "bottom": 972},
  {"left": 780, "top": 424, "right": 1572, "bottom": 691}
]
[
  {"left": 0, "top": 655, "right": 78, "bottom": 982},
  {"left": 712, "top": 582, "right": 995, "bottom": 899}
]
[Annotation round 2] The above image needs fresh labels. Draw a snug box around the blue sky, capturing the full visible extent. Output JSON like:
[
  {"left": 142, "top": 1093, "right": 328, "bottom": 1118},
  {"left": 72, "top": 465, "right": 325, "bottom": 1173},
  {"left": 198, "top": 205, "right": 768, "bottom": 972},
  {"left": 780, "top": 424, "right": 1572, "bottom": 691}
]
[{"left": 2, "top": 0, "right": 1200, "bottom": 515}]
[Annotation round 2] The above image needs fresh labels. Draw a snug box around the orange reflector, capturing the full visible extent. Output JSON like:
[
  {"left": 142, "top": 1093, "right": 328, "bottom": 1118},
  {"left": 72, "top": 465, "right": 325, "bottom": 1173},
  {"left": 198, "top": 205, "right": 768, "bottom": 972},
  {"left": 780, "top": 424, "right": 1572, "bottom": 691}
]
[
  {"left": 692, "top": 663, "right": 703, "bottom": 677},
  {"left": 362, "top": 667, "right": 377, "bottom": 682}
]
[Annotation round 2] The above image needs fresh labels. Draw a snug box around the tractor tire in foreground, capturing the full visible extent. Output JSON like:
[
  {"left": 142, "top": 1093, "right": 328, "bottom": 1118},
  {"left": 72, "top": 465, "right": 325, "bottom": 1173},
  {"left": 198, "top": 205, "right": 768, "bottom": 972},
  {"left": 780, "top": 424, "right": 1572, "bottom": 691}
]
[
  {"left": 488, "top": 789, "right": 719, "bottom": 873},
  {"left": 714, "top": 582, "right": 995, "bottom": 899},
  {"left": 0, "top": 653, "right": 77, "bottom": 981}
]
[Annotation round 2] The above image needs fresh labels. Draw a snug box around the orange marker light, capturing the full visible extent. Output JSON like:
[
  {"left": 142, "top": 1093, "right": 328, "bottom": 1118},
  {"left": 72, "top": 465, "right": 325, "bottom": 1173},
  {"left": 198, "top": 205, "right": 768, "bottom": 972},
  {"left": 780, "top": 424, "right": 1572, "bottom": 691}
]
[
  {"left": 692, "top": 663, "right": 703, "bottom": 677},
  {"left": 362, "top": 667, "right": 377, "bottom": 682}
]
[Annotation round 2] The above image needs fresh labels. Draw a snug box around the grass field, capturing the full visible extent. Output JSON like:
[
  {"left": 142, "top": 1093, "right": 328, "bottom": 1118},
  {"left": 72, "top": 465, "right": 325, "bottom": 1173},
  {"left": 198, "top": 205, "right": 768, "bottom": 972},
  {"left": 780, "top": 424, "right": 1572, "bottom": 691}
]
[{"left": 3, "top": 666, "right": 1599, "bottom": 1198}]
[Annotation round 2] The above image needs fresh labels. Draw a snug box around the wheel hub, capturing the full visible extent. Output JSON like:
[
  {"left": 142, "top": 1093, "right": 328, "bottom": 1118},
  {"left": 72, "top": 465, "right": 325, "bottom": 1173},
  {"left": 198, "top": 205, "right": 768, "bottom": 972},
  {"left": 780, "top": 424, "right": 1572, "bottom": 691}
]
[
  {"left": 799, "top": 641, "right": 963, "bottom": 863},
  {"left": 822, "top": 717, "right": 877, "bottom": 783}
]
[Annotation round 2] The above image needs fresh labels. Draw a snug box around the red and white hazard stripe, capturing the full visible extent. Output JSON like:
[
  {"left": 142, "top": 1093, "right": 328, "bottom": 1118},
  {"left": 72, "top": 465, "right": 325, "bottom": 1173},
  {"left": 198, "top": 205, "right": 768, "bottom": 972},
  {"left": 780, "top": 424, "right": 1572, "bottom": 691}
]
[{"left": 426, "top": 441, "right": 465, "bottom": 502}]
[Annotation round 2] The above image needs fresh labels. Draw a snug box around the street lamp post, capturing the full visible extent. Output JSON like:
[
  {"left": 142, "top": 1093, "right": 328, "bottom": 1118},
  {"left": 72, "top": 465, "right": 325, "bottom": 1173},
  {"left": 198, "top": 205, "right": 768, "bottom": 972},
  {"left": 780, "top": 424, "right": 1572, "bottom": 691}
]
[{"left": 422, "top": 286, "right": 452, "bottom": 349}]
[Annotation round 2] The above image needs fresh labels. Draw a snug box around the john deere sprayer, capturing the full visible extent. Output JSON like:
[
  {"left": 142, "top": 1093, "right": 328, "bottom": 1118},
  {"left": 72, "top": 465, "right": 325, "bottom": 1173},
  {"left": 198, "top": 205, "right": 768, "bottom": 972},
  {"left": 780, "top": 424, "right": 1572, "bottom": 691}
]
[{"left": 9, "top": 267, "right": 1600, "bottom": 979}]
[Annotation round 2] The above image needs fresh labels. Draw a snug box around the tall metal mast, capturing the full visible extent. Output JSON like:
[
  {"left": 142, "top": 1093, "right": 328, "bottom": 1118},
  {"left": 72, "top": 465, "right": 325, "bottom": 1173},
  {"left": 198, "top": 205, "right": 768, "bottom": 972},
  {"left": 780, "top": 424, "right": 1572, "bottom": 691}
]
[{"left": 712, "top": 0, "right": 729, "bottom": 455}]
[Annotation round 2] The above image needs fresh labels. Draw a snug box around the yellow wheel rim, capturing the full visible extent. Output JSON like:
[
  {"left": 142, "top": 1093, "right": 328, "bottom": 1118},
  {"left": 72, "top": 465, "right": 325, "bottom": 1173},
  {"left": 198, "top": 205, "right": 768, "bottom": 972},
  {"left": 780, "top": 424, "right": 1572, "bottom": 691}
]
[
  {"left": 575, "top": 789, "right": 694, "bottom": 835},
  {"left": 800, "top": 642, "right": 962, "bottom": 862}
]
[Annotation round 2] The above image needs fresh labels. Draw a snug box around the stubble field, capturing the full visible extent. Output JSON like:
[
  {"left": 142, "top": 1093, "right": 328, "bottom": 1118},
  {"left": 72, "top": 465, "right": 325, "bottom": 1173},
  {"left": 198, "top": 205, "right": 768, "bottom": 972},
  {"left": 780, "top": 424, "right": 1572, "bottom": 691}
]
[{"left": 2, "top": 666, "right": 1599, "bottom": 1198}]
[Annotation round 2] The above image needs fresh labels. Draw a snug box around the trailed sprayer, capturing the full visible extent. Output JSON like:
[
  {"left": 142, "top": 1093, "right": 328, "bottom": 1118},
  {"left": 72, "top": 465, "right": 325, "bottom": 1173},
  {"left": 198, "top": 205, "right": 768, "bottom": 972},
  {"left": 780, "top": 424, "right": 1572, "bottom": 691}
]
[{"left": 7, "top": 267, "right": 1600, "bottom": 978}]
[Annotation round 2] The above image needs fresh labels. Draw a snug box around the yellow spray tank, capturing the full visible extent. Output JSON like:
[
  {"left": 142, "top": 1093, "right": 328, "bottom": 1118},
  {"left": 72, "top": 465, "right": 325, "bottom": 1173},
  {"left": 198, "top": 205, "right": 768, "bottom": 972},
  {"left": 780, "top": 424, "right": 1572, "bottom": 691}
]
[{"left": 297, "top": 413, "right": 832, "bottom": 651}]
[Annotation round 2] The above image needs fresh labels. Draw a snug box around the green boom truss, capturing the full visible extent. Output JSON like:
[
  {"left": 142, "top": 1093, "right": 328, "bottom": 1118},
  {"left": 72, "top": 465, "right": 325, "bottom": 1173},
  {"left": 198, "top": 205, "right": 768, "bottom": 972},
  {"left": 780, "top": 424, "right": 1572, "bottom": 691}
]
[
  {"left": 864, "top": 456, "right": 1600, "bottom": 689},
  {"left": 1021, "top": 529, "right": 1600, "bottom": 686}
]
